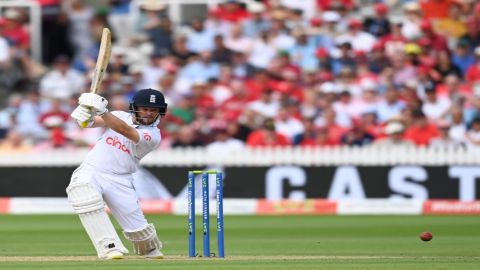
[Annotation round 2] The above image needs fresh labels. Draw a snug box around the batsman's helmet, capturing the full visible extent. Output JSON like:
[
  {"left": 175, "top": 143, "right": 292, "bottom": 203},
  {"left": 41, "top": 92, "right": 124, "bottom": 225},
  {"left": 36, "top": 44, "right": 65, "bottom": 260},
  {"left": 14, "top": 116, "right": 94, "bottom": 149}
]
[{"left": 129, "top": 88, "right": 168, "bottom": 116}]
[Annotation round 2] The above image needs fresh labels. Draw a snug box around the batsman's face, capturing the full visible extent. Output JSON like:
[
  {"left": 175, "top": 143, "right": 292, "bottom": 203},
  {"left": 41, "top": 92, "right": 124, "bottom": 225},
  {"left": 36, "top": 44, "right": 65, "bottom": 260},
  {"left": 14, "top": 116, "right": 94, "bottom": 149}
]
[{"left": 136, "top": 106, "right": 160, "bottom": 125}]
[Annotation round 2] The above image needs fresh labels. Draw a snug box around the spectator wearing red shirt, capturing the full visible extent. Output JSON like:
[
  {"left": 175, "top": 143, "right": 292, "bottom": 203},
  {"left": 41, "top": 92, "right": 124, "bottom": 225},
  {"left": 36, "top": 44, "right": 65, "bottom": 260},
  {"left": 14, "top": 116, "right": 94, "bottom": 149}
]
[
  {"left": 404, "top": 109, "right": 440, "bottom": 146},
  {"left": 420, "top": 19, "right": 449, "bottom": 53},
  {"left": 1, "top": 8, "right": 30, "bottom": 49},
  {"left": 465, "top": 47, "right": 480, "bottom": 83},
  {"left": 314, "top": 108, "right": 349, "bottom": 144},
  {"left": 213, "top": 0, "right": 250, "bottom": 23},
  {"left": 420, "top": 0, "right": 454, "bottom": 20},
  {"left": 246, "top": 118, "right": 291, "bottom": 147},
  {"left": 220, "top": 80, "right": 250, "bottom": 121},
  {"left": 38, "top": 99, "right": 70, "bottom": 148}
]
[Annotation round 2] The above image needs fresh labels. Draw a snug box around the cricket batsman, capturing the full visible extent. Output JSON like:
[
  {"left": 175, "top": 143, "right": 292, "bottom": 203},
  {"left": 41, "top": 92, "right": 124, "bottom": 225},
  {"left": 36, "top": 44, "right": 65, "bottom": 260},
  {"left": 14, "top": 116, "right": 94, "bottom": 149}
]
[{"left": 68, "top": 88, "right": 167, "bottom": 259}]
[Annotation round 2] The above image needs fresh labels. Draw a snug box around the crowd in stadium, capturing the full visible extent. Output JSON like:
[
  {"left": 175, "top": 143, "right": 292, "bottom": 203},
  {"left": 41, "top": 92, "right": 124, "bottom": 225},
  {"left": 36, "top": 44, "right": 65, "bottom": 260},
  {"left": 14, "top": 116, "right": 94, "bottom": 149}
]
[{"left": 1, "top": 0, "right": 480, "bottom": 152}]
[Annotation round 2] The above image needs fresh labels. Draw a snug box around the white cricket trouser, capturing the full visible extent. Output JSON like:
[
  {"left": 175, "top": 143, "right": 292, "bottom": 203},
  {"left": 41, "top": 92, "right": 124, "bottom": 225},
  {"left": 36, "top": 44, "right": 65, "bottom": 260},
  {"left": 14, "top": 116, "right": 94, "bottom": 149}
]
[{"left": 70, "top": 164, "right": 148, "bottom": 231}]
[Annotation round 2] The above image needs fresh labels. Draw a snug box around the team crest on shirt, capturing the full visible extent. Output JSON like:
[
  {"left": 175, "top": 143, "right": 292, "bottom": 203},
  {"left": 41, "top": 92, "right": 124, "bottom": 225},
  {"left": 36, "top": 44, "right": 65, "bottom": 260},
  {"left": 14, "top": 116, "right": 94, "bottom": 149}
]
[
  {"left": 150, "top": 95, "right": 156, "bottom": 103},
  {"left": 143, "top": 132, "right": 152, "bottom": 141}
]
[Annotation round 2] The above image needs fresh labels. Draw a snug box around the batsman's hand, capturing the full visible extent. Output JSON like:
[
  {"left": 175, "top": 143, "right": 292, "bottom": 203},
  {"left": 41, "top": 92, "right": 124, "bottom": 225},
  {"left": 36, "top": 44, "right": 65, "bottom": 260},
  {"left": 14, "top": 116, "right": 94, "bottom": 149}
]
[
  {"left": 71, "top": 105, "right": 94, "bottom": 127},
  {"left": 79, "top": 93, "right": 108, "bottom": 116}
]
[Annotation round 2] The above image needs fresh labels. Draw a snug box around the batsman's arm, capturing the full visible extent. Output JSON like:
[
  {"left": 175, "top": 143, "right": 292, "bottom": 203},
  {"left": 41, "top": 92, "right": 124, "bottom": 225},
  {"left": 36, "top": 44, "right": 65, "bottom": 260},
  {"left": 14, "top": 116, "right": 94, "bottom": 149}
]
[{"left": 100, "top": 112, "right": 140, "bottom": 143}]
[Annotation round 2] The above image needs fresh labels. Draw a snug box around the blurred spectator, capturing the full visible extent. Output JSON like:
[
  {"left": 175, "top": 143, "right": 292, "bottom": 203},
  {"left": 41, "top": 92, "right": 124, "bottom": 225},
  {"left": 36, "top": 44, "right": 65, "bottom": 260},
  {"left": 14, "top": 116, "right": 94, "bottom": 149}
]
[
  {"left": 420, "top": 19, "right": 449, "bottom": 53},
  {"left": 430, "top": 120, "right": 465, "bottom": 148},
  {"left": 435, "top": 50, "right": 462, "bottom": 79},
  {"left": 373, "top": 120, "right": 414, "bottom": 147},
  {"left": 364, "top": 3, "right": 390, "bottom": 38},
  {"left": 139, "top": 52, "right": 166, "bottom": 89},
  {"left": 274, "top": 105, "right": 305, "bottom": 144},
  {"left": 340, "top": 120, "right": 375, "bottom": 146},
  {"left": 401, "top": 2, "right": 423, "bottom": 41},
  {"left": 465, "top": 47, "right": 480, "bottom": 82},
  {"left": 451, "top": 39, "right": 475, "bottom": 76},
  {"left": 246, "top": 118, "right": 290, "bottom": 147},
  {"left": 465, "top": 117, "right": 480, "bottom": 148},
  {"left": 314, "top": 108, "right": 349, "bottom": 144},
  {"left": 331, "top": 43, "right": 356, "bottom": 76},
  {"left": 108, "top": 0, "right": 133, "bottom": 45},
  {"left": 248, "top": 31, "right": 277, "bottom": 69},
  {"left": 145, "top": 17, "right": 173, "bottom": 56},
  {"left": 170, "top": 94, "right": 196, "bottom": 124},
  {"left": 421, "top": 86, "right": 451, "bottom": 122},
  {"left": 242, "top": 2, "right": 269, "bottom": 38},
  {"left": 170, "top": 36, "right": 195, "bottom": 66},
  {"left": 0, "top": 21, "right": 11, "bottom": 63},
  {"left": 179, "top": 51, "right": 220, "bottom": 84},
  {"left": 289, "top": 29, "right": 318, "bottom": 70},
  {"left": 0, "top": 94, "right": 22, "bottom": 139},
  {"left": 186, "top": 18, "right": 216, "bottom": 53},
  {"left": 1, "top": 8, "right": 30, "bottom": 50},
  {"left": 247, "top": 89, "right": 280, "bottom": 118},
  {"left": 213, "top": 0, "right": 250, "bottom": 23},
  {"left": 434, "top": 1, "right": 467, "bottom": 40},
  {"left": 64, "top": 0, "right": 94, "bottom": 61},
  {"left": 458, "top": 17, "right": 480, "bottom": 49},
  {"left": 404, "top": 109, "right": 440, "bottom": 146},
  {"left": 171, "top": 125, "right": 203, "bottom": 147},
  {"left": 211, "top": 34, "right": 234, "bottom": 64},
  {"left": 224, "top": 23, "right": 253, "bottom": 54},
  {"left": 376, "top": 86, "right": 406, "bottom": 123},
  {"left": 39, "top": 55, "right": 85, "bottom": 101},
  {"left": 0, "top": 130, "right": 32, "bottom": 153},
  {"left": 37, "top": 98, "right": 70, "bottom": 149},
  {"left": 15, "top": 89, "right": 49, "bottom": 143},
  {"left": 447, "top": 105, "right": 468, "bottom": 144},
  {"left": 335, "top": 19, "right": 376, "bottom": 53},
  {"left": 206, "top": 124, "right": 245, "bottom": 154}
]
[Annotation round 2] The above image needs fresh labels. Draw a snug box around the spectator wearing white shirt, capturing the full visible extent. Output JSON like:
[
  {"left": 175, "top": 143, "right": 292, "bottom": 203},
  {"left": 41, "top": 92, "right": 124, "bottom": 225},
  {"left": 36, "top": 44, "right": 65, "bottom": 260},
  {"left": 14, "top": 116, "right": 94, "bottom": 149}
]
[
  {"left": 224, "top": 23, "right": 253, "bottom": 55},
  {"left": 421, "top": 86, "right": 451, "bottom": 122},
  {"left": 248, "top": 31, "right": 277, "bottom": 69},
  {"left": 0, "top": 34, "right": 10, "bottom": 63},
  {"left": 247, "top": 89, "right": 280, "bottom": 118},
  {"left": 206, "top": 124, "right": 245, "bottom": 155},
  {"left": 139, "top": 53, "right": 165, "bottom": 90},
  {"left": 448, "top": 106, "right": 468, "bottom": 144},
  {"left": 39, "top": 55, "right": 85, "bottom": 101},
  {"left": 335, "top": 19, "right": 376, "bottom": 53},
  {"left": 274, "top": 105, "right": 305, "bottom": 144}
]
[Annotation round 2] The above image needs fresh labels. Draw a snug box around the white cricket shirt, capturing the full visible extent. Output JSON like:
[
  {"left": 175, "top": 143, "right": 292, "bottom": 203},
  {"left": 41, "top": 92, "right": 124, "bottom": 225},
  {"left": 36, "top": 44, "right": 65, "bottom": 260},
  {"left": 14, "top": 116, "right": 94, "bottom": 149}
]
[{"left": 83, "top": 111, "right": 161, "bottom": 175}]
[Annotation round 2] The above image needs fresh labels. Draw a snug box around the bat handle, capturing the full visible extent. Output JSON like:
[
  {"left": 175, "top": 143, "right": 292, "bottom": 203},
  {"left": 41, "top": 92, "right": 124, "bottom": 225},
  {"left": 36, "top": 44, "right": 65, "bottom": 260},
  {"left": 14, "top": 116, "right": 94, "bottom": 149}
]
[{"left": 79, "top": 106, "right": 93, "bottom": 128}]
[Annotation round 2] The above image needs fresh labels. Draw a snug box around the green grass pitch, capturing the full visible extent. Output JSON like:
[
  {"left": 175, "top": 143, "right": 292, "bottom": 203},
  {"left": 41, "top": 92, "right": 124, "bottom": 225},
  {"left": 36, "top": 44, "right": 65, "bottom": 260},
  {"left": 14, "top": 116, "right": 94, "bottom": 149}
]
[{"left": 0, "top": 214, "right": 479, "bottom": 269}]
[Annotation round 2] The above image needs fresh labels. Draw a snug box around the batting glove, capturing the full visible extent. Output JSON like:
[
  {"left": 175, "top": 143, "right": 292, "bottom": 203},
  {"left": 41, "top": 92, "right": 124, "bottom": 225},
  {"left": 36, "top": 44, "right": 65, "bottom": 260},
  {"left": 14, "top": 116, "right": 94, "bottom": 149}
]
[
  {"left": 79, "top": 93, "right": 108, "bottom": 116},
  {"left": 71, "top": 105, "right": 94, "bottom": 127}
]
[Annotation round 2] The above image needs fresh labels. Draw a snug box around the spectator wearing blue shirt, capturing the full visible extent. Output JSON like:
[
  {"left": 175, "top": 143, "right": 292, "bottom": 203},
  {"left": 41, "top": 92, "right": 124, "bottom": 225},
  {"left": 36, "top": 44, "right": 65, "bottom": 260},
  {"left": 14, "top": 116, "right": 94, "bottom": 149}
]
[{"left": 186, "top": 18, "right": 216, "bottom": 53}]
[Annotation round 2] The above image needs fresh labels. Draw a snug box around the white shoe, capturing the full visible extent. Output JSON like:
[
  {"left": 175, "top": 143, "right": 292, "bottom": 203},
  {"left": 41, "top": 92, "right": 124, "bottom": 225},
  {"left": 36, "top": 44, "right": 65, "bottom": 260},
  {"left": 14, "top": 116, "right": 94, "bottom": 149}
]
[
  {"left": 104, "top": 250, "right": 124, "bottom": 260},
  {"left": 144, "top": 248, "right": 164, "bottom": 259}
]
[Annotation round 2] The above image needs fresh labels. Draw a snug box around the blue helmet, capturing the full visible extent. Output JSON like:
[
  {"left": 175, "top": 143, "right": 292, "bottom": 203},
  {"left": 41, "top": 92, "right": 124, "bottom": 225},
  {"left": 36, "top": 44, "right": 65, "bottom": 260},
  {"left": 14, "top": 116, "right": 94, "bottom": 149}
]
[{"left": 129, "top": 88, "right": 168, "bottom": 116}]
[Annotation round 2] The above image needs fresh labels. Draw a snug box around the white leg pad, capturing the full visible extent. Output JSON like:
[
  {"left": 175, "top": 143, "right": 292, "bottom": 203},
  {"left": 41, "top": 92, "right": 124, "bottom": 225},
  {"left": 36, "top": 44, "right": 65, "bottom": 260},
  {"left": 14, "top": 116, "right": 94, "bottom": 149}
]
[
  {"left": 66, "top": 182, "right": 128, "bottom": 258},
  {"left": 123, "top": 223, "right": 163, "bottom": 256}
]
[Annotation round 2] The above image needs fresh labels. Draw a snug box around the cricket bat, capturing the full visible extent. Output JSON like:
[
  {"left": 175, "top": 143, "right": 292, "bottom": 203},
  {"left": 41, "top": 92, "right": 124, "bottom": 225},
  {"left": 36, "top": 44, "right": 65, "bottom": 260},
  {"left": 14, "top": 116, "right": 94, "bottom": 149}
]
[{"left": 80, "top": 28, "right": 112, "bottom": 128}]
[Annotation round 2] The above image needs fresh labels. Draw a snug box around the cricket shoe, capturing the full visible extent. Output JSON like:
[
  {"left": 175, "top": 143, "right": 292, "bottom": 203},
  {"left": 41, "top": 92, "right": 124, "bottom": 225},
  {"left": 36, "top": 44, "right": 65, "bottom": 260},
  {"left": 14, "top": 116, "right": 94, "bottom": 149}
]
[
  {"left": 144, "top": 248, "right": 164, "bottom": 259},
  {"left": 104, "top": 250, "right": 124, "bottom": 260}
]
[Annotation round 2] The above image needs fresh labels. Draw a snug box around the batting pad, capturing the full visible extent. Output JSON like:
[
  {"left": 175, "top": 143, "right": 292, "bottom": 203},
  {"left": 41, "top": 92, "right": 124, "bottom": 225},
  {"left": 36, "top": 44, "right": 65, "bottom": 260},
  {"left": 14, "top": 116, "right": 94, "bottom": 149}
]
[
  {"left": 123, "top": 223, "right": 163, "bottom": 255},
  {"left": 66, "top": 182, "right": 128, "bottom": 258}
]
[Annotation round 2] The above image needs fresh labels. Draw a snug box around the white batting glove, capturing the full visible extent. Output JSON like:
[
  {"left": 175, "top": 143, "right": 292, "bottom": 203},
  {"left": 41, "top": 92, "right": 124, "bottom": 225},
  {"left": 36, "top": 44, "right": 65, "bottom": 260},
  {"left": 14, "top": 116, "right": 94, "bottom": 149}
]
[
  {"left": 71, "top": 105, "right": 94, "bottom": 127},
  {"left": 79, "top": 93, "right": 108, "bottom": 116}
]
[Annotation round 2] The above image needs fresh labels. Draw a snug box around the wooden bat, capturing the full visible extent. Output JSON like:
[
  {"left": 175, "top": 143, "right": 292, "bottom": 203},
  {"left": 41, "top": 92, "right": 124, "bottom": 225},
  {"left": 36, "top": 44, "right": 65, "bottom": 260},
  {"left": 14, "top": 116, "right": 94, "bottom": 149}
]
[{"left": 80, "top": 28, "right": 112, "bottom": 128}]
